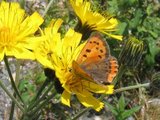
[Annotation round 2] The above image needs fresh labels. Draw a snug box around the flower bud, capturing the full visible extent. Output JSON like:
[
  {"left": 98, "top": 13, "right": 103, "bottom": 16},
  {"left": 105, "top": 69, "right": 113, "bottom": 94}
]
[{"left": 119, "top": 36, "right": 144, "bottom": 68}]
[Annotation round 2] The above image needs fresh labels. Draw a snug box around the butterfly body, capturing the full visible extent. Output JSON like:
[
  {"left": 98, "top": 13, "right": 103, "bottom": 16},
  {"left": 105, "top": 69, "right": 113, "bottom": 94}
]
[{"left": 73, "top": 33, "right": 118, "bottom": 84}]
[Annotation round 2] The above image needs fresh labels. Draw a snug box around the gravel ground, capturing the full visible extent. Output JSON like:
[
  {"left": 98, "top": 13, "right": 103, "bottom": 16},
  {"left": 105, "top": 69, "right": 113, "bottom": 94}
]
[
  {"left": 0, "top": 59, "right": 41, "bottom": 120},
  {"left": 0, "top": 61, "right": 14, "bottom": 120}
]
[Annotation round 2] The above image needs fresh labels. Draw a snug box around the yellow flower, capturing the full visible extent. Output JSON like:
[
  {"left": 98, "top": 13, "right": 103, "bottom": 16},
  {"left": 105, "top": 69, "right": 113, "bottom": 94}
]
[
  {"left": 37, "top": 19, "right": 114, "bottom": 111},
  {"left": 54, "top": 30, "right": 114, "bottom": 111},
  {"left": 34, "top": 19, "right": 63, "bottom": 69},
  {"left": 0, "top": 1, "right": 44, "bottom": 61},
  {"left": 70, "top": 0, "right": 122, "bottom": 40}
]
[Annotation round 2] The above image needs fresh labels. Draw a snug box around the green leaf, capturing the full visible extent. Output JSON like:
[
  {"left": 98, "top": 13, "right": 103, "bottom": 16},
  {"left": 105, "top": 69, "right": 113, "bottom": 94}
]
[
  {"left": 119, "top": 0, "right": 137, "bottom": 7},
  {"left": 146, "top": 3, "right": 154, "bottom": 16},
  {"left": 118, "top": 95, "right": 125, "bottom": 112},
  {"left": 117, "top": 22, "right": 127, "bottom": 34},
  {"left": 18, "top": 80, "right": 29, "bottom": 92},
  {"left": 121, "top": 106, "right": 141, "bottom": 119},
  {"left": 108, "top": 0, "right": 119, "bottom": 14},
  {"left": 18, "top": 79, "right": 36, "bottom": 104},
  {"left": 129, "top": 9, "right": 143, "bottom": 29},
  {"left": 35, "top": 73, "right": 46, "bottom": 85},
  {"left": 104, "top": 101, "right": 118, "bottom": 116},
  {"left": 145, "top": 38, "right": 160, "bottom": 66},
  {"left": 141, "top": 17, "right": 160, "bottom": 38}
]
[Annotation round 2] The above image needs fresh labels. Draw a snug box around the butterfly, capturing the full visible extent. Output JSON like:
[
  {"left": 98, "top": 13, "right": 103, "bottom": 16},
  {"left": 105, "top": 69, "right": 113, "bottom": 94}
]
[{"left": 72, "top": 33, "right": 118, "bottom": 84}]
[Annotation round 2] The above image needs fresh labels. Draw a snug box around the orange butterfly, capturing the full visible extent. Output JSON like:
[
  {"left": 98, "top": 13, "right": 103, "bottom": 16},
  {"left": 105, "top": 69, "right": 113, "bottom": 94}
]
[{"left": 72, "top": 33, "right": 118, "bottom": 84}]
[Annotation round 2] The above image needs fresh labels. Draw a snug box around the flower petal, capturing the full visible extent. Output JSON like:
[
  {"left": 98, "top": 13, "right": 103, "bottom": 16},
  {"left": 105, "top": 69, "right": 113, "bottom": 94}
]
[
  {"left": 47, "top": 18, "right": 63, "bottom": 33},
  {"left": 61, "top": 90, "right": 71, "bottom": 107},
  {"left": 82, "top": 80, "right": 114, "bottom": 94},
  {"left": 77, "top": 94, "right": 104, "bottom": 111},
  {"left": 0, "top": 48, "right": 4, "bottom": 61},
  {"left": 101, "top": 31, "right": 123, "bottom": 40},
  {"left": 23, "top": 36, "right": 45, "bottom": 50},
  {"left": 17, "top": 12, "right": 44, "bottom": 40},
  {"left": 5, "top": 47, "right": 35, "bottom": 60}
]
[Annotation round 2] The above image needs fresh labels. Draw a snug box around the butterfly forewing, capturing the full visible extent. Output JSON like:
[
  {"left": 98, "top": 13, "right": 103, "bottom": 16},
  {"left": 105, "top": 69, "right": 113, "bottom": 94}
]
[{"left": 77, "top": 33, "right": 110, "bottom": 66}]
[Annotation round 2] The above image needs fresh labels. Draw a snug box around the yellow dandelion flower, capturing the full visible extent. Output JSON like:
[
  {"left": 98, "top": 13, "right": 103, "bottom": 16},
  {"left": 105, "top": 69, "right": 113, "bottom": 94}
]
[
  {"left": 53, "top": 30, "right": 114, "bottom": 111},
  {"left": 34, "top": 19, "right": 63, "bottom": 69},
  {"left": 70, "top": 0, "right": 122, "bottom": 40},
  {"left": 0, "top": 1, "right": 44, "bottom": 61}
]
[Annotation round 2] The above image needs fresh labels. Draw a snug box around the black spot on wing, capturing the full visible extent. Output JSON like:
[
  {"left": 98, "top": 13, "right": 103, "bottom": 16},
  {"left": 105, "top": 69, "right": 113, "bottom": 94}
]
[
  {"left": 86, "top": 49, "right": 91, "bottom": 53},
  {"left": 83, "top": 54, "right": 87, "bottom": 57},
  {"left": 114, "top": 66, "right": 118, "bottom": 69},
  {"left": 93, "top": 41, "right": 96, "bottom": 43},
  {"left": 96, "top": 42, "right": 99, "bottom": 45},
  {"left": 100, "top": 49, "right": 103, "bottom": 53},
  {"left": 98, "top": 55, "right": 102, "bottom": 59}
]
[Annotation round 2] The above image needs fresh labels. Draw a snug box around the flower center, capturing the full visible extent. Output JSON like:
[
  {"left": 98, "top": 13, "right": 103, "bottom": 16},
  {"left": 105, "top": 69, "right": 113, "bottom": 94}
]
[{"left": 0, "top": 27, "right": 16, "bottom": 48}]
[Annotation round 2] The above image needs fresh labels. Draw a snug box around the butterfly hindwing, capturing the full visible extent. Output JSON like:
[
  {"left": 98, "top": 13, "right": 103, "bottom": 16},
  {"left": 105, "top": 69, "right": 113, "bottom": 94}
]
[
  {"left": 105, "top": 56, "right": 118, "bottom": 83},
  {"left": 80, "top": 56, "right": 118, "bottom": 83}
]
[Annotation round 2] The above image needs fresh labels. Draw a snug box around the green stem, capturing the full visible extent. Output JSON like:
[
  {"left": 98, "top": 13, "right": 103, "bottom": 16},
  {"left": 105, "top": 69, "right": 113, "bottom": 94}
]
[
  {"left": 72, "top": 108, "right": 90, "bottom": 120},
  {"left": 29, "top": 112, "right": 41, "bottom": 120},
  {"left": 113, "top": 65, "right": 126, "bottom": 85},
  {"left": 19, "top": 0, "right": 25, "bottom": 8},
  {"left": 114, "top": 83, "right": 150, "bottom": 94},
  {"left": 4, "top": 56, "right": 23, "bottom": 103},
  {"left": 9, "top": 100, "right": 15, "bottom": 120},
  {"left": 34, "top": 78, "right": 51, "bottom": 101},
  {"left": 42, "top": 0, "right": 54, "bottom": 17},
  {"left": 9, "top": 60, "right": 22, "bottom": 120},
  {"left": 28, "top": 92, "right": 55, "bottom": 116},
  {"left": 0, "top": 80, "right": 25, "bottom": 112},
  {"left": 28, "top": 81, "right": 55, "bottom": 110},
  {"left": 99, "top": 83, "right": 150, "bottom": 101},
  {"left": 15, "top": 60, "right": 21, "bottom": 86}
]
